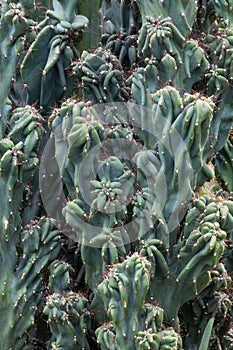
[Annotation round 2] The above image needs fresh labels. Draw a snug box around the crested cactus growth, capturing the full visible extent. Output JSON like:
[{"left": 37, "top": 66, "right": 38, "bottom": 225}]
[
  {"left": 101, "top": 0, "right": 141, "bottom": 68},
  {"left": 138, "top": 16, "right": 186, "bottom": 61},
  {"left": 13, "top": 0, "right": 89, "bottom": 110},
  {"left": 136, "top": 0, "right": 198, "bottom": 37},
  {"left": 211, "top": 0, "right": 233, "bottom": 27},
  {"left": 73, "top": 48, "right": 129, "bottom": 103},
  {"left": 143, "top": 220, "right": 227, "bottom": 329},
  {"left": 0, "top": 100, "right": 61, "bottom": 348},
  {"left": 43, "top": 239, "right": 92, "bottom": 349},
  {"left": 0, "top": 105, "right": 45, "bottom": 231},
  {"left": 8, "top": 105, "right": 45, "bottom": 152},
  {"left": 44, "top": 292, "right": 92, "bottom": 350},
  {"left": 48, "top": 76, "right": 231, "bottom": 348},
  {"left": 1, "top": 0, "right": 233, "bottom": 349},
  {"left": 6, "top": 105, "right": 47, "bottom": 226},
  {"left": 0, "top": 217, "right": 60, "bottom": 350},
  {"left": 95, "top": 253, "right": 182, "bottom": 350}
]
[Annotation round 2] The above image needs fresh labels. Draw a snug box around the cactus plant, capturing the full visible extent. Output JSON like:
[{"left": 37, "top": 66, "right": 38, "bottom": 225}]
[
  {"left": 215, "top": 131, "right": 233, "bottom": 191},
  {"left": 95, "top": 253, "right": 182, "bottom": 350},
  {"left": 12, "top": 0, "right": 89, "bottom": 110},
  {"left": 180, "top": 264, "right": 232, "bottom": 349},
  {"left": 0, "top": 2, "right": 28, "bottom": 138},
  {"left": 1, "top": 0, "right": 233, "bottom": 349},
  {"left": 44, "top": 292, "right": 92, "bottom": 350},
  {"left": 101, "top": 0, "right": 141, "bottom": 68}
]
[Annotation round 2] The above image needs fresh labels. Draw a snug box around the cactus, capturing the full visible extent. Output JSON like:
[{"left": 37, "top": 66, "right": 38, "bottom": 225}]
[
  {"left": 78, "top": 0, "right": 102, "bottom": 52},
  {"left": 0, "top": 216, "right": 60, "bottom": 350},
  {"left": 44, "top": 292, "right": 92, "bottom": 350},
  {"left": 13, "top": 0, "right": 89, "bottom": 110},
  {"left": 46, "top": 88, "right": 213, "bottom": 294},
  {"left": 144, "top": 220, "right": 226, "bottom": 328},
  {"left": 1, "top": 0, "right": 233, "bottom": 349},
  {"left": 73, "top": 48, "right": 129, "bottom": 103},
  {"left": 211, "top": 0, "right": 233, "bottom": 27},
  {"left": 0, "top": 100, "right": 61, "bottom": 349},
  {"left": 12, "top": 0, "right": 51, "bottom": 21},
  {"left": 101, "top": 0, "right": 141, "bottom": 68},
  {"left": 0, "top": 2, "right": 28, "bottom": 138},
  {"left": 180, "top": 264, "right": 232, "bottom": 349},
  {"left": 48, "top": 78, "right": 231, "bottom": 341},
  {"left": 215, "top": 130, "right": 233, "bottom": 191},
  {"left": 135, "top": 0, "right": 198, "bottom": 37},
  {"left": 95, "top": 253, "right": 182, "bottom": 350}
]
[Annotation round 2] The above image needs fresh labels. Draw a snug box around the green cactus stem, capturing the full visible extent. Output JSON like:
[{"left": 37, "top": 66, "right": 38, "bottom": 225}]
[
  {"left": 96, "top": 253, "right": 182, "bottom": 350},
  {"left": 135, "top": 0, "right": 198, "bottom": 37},
  {"left": 0, "top": 217, "right": 60, "bottom": 350},
  {"left": 14, "top": 0, "right": 88, "bottom": 110},
  {"left": 44, "top": 292, "right": 92, "bottom": 350},
  {"left": 0, "top": 2, "right": 28, "bottom": 138}
]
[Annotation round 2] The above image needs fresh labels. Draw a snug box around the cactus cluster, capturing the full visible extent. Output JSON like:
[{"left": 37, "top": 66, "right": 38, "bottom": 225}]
[{"left": 0, "top": 0, "right": 233, "bottom": 349}]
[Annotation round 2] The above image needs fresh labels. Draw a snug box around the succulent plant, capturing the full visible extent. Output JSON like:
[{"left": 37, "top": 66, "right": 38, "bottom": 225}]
[{"left": 1, "top": 0, "right": 233, "bottom": 349}]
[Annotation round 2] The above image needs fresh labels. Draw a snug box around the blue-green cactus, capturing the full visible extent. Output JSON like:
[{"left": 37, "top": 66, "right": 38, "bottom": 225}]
[
  {"left": 0, "top": 2, "right": 28, "bottom": 138},
  {"left": 101, "top": 0, "right": 141, "bottom": 68},
  {"left": 180, "top": 263, "right": 232, "bottom": 349},
  {"left": 44, "top": 291, "right": 92, "bottom": 350},
  {"left": 73, "top": 48, "right": 129, "bottom": 103},
  {"left": 12, "top": 0, "right": 51, "bottom": 20},
  {"left": 142, "top": 220, "right": 226, "bottom": 328},
  {"left": 203, "top": 27, "right": 233, "bottom": 153},
  {"left": 95, "top": 253, "right": 182, "bottom": 350},
  {"left": 0, "top": 217, "right": 60, "bottom": 350},
  {"left": 211, "top": 0, "right": 233, "bottom": 27},
  {"left": 135, "top": 0, "right": 198, "bottom": 37},
  {"left": 138, "top": 16, "right": 185, "bottom": 61},
  {"left": 48, "top": 260, "right": 75, "bottom": 293},
  {"left": 215, "top": 131, "right": 233, "bottom": 192},
  {"left": 1, "top": 0, "right": 233, "bottom": 348},
  {"left": 49, "top": 87, "right": 217, "bottom": 312},
  {"left": 77, "top": 0, "right": 102, "bottom": 52},
  {"left": 13, "top": 0, "right": 89, "bottom": 110}
]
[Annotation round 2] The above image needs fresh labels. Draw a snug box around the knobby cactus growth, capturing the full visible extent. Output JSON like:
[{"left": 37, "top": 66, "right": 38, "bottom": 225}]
[{"left": 0, "top": 0, "right": 233, "bottom": 349}]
